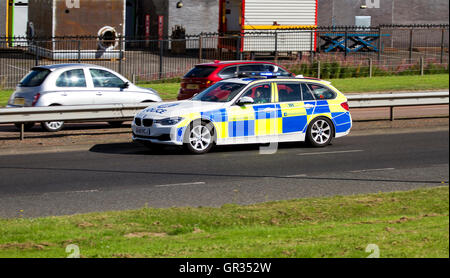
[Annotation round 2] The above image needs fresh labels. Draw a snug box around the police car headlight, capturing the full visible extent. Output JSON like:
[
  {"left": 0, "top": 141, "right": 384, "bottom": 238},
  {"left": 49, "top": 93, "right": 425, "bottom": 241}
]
[{"left": 154, "top": 117, "right": 184, "bottom": 126}]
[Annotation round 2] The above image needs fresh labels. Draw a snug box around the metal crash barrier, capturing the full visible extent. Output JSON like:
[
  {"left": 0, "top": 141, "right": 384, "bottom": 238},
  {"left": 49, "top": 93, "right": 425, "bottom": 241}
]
[
  {"left": 347, "top": 91, "right": 449, "bottom": 121},
  {"left": 0, "top": 91, "right": 448, "bottom": 140}
]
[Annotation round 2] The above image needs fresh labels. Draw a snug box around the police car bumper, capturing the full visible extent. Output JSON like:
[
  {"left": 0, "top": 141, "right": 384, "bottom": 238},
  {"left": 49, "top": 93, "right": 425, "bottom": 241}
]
[{"left": 131, "top": 123, "right": 183, "bottom": 146}]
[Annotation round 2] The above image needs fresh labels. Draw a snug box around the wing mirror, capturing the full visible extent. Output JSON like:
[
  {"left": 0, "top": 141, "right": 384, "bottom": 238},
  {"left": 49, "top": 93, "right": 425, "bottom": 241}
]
[
  {"left": 121, "top": 82, "right": 130, "bottom": 89},
  {"left": 236, "top": 96, "right": 254, "bottom": 106}
]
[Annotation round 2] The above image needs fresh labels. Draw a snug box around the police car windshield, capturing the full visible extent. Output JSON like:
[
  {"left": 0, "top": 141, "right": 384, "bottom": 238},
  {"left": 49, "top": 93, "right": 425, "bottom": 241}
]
[{"left": 192, "top": 82, "right": 246, "bottom": 102}]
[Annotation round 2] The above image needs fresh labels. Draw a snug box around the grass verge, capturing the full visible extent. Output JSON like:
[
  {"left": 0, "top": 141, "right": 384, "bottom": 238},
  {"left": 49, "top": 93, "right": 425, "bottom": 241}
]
[
  {"left": 139, "top": 74, "right": 450, "bottom": 100},
  {"left": 0, "top": 89, "right": 13, "bottom": 107},
  {"left": 1, "top": 74, "right": 448, "bottom": 106},
  {"left": 0, "top": 186, "right": 448, "bottom": 258},
  {"left": 330, "top": 74, "right": 450, "bottom": 93}
]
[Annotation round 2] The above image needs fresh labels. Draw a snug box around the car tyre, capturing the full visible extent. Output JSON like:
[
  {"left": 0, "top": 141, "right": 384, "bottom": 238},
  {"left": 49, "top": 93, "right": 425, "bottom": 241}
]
[
  {"left": 184, "top": 121, "right": 215, "bottom": 154},
  {"left": 41, "top": 121, "right": 65, "bottom": 132},
  {"left": 14, "top": 122, "right": 35, "bottom": 131},
  {"left": 306, "top": 117, "right": 334, "bottom": 147},
  {"left": 108, "top": 121, "right": 124, "bottom": 128}
]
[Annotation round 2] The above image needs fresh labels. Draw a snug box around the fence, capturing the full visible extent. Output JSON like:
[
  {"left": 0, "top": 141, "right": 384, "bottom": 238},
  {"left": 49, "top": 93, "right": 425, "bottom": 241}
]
[{"left": 0, "top": 25, "right": 448, "bottom": 89}]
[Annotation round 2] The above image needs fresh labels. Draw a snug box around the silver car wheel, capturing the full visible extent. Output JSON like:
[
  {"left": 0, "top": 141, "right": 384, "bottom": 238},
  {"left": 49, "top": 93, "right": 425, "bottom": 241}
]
[
  {"left": 42, "top": 121, "right": 65, "bottom": 132},
  {"left": 189, "top": 125, "right": 212, "bottom": 151},
  {"left": 310, "top": 119, "right": 331, "bottom": 144}
]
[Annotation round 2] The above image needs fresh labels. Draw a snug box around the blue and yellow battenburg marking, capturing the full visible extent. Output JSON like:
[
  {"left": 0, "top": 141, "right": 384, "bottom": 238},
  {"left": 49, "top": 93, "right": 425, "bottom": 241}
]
[
  {"left": 185, "top": 102, "right": 351, "bottom": 141},
  {"left": 175, "top": 81, "right": 352, "bottom": 142}
]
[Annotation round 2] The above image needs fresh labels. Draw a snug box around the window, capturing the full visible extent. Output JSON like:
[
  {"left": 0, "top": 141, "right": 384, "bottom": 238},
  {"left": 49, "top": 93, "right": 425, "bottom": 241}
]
[
  {"left": 192, "top": 82, "right": 245, "bottom": 102},
  {"left": 56, "top": 69, "right": 86, "bottom": 87},
  {"left": 308, "top": 84, "right": 336, "bottom": 100},
  {"left": 184, "top": 66, "right": 216, "bottom": 78},
  {"left": 261, "top": 64, "right": 292, "bottom": 76},
  {"left": 238, "top": 64, "right": 261, "bottom": 72},
  {"left": 90, "top": 69, "right": 126, "bottom": 88},
  {"left": 301, "top": 83, "right": 315, "bottom": 101},
  {"left": 277, "top": 83, "right": 301, "bottom": 102},
  {"left": 19, "top": 68, "right": 51, "bottom": 87},
  {"left": 242, "top": 84, "right": 272, "bottom": 104},
  {"left": 218, "top": 66, "right": 237, "bottom": 79}
]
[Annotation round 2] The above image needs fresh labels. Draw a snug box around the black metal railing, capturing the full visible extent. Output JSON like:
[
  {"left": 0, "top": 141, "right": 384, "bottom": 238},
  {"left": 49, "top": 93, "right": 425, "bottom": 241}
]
[{"left": 0, "top": 25, "right": 448, "bottom": 89}]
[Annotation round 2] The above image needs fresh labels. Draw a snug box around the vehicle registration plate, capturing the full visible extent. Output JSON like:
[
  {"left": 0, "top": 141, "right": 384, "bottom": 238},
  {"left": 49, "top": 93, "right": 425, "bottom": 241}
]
[
  {"left": 186, "top": 84, "right": 199, "bottom": 90},
  {"left": 14, "top": 98, "right": 25, "bottom": 105},
  {"left": 135, "top": 127, "right": 151, "bottom": 136}
]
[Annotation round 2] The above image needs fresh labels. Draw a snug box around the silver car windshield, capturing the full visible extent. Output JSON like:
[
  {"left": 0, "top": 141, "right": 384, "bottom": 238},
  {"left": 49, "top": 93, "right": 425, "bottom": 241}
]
[{"left": 192, "top": 82, "right": 246, "bottom": 102}]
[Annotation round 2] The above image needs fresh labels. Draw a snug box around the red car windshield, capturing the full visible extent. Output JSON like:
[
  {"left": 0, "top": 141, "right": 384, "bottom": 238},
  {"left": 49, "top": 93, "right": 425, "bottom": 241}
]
[{"left": 192, "top": 82, "right": 246, "bottom": 102}]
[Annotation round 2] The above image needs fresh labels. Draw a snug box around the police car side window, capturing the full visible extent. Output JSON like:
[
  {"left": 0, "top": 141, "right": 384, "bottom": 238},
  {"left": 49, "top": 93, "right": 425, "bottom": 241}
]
[
  {"left": 308, "top": 84, "right": 337, "bottom": 100},
  {"left": 301, "top": 83, "right": 315, "bottom": 101},
  {"left": 277, "top": 83, "right": 301, "bottom": 102},
  {"left": 242, "top": 84, "right": 272, "bottom": 104}
]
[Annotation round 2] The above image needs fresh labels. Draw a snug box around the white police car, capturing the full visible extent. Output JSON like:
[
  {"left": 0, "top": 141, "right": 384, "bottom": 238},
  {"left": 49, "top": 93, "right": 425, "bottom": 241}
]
[{"left": 132, "top": 74, "right": 352, "bottom": 154}]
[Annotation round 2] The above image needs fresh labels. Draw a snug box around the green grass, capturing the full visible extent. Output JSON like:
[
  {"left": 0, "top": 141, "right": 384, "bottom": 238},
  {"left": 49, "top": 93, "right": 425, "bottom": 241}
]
[
  {"left": 0, "top": 89, "right": 13, "bottom": 107},
  {"left": 140, "top": 83, "right": 180, "bottom": 100},
  {"left": 1, "top": 74, "right": 448, "bottom": 106},
  {"left": 330, "top": 74, "right": 450, "bottom": 93},
  {"left": 0, "top": 186, "right": 448, "bottom": 258},
  {"left": 140, "top": 74, "right": 449, "bottom": 100}
]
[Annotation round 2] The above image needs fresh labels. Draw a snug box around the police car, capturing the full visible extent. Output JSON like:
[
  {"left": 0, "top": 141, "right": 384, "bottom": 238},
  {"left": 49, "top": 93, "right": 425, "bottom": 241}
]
[{"left": 132, "top": 73, "right": 352, "bottom": 154}]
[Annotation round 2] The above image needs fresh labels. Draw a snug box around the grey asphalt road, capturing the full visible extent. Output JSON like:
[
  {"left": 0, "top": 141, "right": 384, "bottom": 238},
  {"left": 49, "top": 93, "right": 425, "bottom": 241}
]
[{"left": 0, "top": 130, "right": 448, "bottom": 218}]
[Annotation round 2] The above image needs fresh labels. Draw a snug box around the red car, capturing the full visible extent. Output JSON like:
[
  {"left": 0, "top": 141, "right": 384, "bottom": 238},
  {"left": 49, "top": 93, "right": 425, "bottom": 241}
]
[{"left": 177, "top": 60, "right": 293, "bottom": 100}]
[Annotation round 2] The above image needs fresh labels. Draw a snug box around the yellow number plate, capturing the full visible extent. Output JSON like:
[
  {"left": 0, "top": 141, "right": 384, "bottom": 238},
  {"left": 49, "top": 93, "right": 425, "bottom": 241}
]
[
  {"left": 14, "top": 98, "right": 25, "bottom": 105},
  {"left": 186, "top": 84, "right": 199, "bottom": 90}
]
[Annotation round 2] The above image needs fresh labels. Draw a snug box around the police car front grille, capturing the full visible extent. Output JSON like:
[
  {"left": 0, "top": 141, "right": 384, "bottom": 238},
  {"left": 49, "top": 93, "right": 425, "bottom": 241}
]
[
  {"left": 142, "top": 119, "right": 153, "bottom": 127},
  {"left": 134, "top": 118, "right": 142, "bottom": 126}
]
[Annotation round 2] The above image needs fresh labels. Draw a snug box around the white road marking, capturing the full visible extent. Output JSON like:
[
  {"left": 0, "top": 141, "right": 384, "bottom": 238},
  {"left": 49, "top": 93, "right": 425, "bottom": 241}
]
[
  {"left": 69, "top": 189, "right": 100, "bottom": 193},
  {"left": 297, "top": 150, "right": 363, "bottom": 156},
  {"left": 284, "top": 174, "right": 307, "bottom": 178},
  {"left": 41, "top": 189, "right": 100, "bottom": 196},
  {"left": 349, "top": 168, "right": 395, "bottom": 173},
  {"left": 154, "top": 182, "right": 206, "bottom": 188}
]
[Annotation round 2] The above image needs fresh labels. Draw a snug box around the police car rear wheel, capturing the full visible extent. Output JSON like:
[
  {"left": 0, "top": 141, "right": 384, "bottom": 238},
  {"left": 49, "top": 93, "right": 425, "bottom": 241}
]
[
  {"left": 184, "top": 122, "right": 215, "bottom": 154},
  {"left": 307, "top": 117, "right": 333, "bottom": 147}
]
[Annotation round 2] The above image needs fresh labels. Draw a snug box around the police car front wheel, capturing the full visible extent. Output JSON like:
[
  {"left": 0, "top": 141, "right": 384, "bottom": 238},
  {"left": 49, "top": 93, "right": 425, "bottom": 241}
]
[
  {"left": 184, "top": 122, "right": 215, "bottom": 154},
  {"left": 306, "top": 117, "right": 334, "bottom": 147}
]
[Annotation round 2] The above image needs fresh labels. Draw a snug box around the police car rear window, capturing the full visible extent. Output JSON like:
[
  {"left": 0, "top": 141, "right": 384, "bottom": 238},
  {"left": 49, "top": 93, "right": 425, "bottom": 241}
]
[
  {"left": 184, "top": 66, "right": 216, "bottom": 78},
  {"left": 308, "top": 84, "right": 336, "bottom": 100}
]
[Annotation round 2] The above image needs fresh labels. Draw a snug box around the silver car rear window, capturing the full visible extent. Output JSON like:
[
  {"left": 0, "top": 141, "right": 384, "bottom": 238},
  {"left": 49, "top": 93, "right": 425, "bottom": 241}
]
[{"left": 19, "top": 68, "right": 51, "bottom": 87}]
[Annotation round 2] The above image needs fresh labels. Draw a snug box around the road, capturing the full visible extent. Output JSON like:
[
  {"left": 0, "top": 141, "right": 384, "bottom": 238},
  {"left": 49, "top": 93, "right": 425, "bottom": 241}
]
[{"left": 0, "top": 130, "right": 448, "bottom": 218}]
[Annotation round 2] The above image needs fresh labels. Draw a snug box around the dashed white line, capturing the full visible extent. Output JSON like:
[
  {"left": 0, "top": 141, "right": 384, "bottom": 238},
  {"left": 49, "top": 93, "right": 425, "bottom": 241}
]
[
  {"left": 349, "top": 168, "right": 395, "bottom": 173},
  {"left": 284, "top": 174, "right": 308, "bottom": 178},
  {"left": 41, "top": 189, "right": 100, "bottom": 196},
  {"left": 297, "top": 150, "right": 363, "bottom": 156},
  {"left": 154, "top": 182, "right": 206, "bottom": 188},
  {"left": 70, "top": 189, "right": 100, "bottom": 193}
]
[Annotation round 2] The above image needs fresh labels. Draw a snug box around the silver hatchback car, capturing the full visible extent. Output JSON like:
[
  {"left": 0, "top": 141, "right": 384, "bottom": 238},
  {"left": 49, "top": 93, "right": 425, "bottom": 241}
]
[{"left": 7, "top": 64, "right": 162, "bottom": 131}]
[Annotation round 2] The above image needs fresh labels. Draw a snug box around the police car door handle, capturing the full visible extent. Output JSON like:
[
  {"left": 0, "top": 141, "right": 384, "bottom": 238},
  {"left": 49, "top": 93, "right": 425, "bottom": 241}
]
[{"left": 304, "top": 104, "right": 315, "bottom": 108}]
